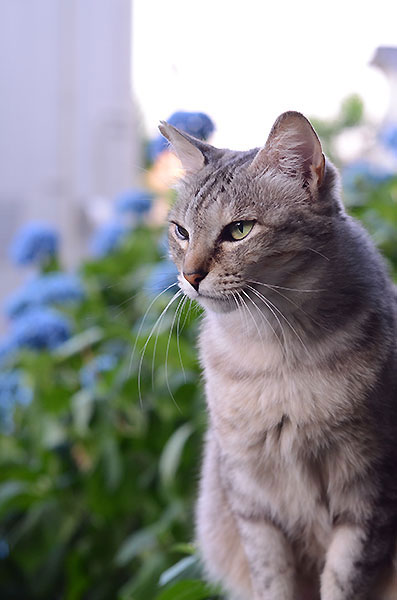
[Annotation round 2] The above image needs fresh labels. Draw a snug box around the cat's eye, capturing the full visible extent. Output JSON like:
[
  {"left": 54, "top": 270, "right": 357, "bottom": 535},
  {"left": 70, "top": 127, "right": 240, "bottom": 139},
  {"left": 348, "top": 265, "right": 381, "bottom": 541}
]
[
  {"left": 174, "top": 224, "right": 189, "bottom": 240},
  {"left": 224, "top": 220, "right": 255, "bottom": 241}
]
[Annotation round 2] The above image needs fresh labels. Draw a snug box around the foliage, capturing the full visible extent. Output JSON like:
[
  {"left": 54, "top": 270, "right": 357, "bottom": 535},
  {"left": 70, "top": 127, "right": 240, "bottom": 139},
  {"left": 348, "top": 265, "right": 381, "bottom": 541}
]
[
  {"left": 345, "top": 175, "right": 397, "bottom": 278},
  {"left": 0, "top": 223, "right": 212, "bottom": 600},
  {"left": 5, "top": 274, "right": 85, "bottom": 320},
  {"left": 310, "top": 94, "right": 364, "bottom": 163},
  {"left": 0, "top": 104, "right": 396, "bottom": 600}
]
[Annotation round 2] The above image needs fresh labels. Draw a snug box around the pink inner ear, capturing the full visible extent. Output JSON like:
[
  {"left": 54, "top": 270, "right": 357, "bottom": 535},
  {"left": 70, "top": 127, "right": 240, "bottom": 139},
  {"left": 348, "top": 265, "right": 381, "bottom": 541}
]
[
  {"left": 313, "top": 153, "right": 325, "bottom": 187},
  {"left": 251, "top": 112, "right": 324, "bottom": 189}
]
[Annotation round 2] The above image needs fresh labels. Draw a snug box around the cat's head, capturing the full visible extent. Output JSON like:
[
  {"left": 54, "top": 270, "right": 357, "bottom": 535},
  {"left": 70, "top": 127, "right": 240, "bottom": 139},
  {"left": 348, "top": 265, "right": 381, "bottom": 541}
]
[{"left": 159, "top": 112, "right": 342, "bottom": 313}]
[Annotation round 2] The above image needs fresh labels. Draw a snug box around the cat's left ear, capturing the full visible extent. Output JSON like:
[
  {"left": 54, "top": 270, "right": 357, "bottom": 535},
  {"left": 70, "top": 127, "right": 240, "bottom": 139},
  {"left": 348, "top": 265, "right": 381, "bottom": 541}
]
[
  {"left": 250, "top": 111, "right": 325, "bottom": 194},
  {"left": 158, "top": 122, "right": 219, "bottom": 174}
]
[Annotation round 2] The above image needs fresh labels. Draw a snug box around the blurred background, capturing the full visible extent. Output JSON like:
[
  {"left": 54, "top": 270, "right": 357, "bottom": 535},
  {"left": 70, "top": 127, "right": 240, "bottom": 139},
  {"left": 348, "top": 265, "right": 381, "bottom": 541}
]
[{"left": 0, "top": 1, "right": 396, "bottom": 599}]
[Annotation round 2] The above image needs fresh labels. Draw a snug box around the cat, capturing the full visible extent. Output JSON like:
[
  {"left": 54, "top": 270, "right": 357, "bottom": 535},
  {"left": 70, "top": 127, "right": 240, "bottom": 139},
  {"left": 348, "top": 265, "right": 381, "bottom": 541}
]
[{"left": 159, "top": 111, "right": 397, "bottom": 600}]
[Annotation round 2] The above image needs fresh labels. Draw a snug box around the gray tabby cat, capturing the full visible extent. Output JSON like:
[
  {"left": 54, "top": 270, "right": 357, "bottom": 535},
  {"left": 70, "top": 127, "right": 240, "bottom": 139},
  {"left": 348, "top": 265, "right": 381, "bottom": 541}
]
[{"left": 159, "top": 112, "right": 397, "bottom": 600}]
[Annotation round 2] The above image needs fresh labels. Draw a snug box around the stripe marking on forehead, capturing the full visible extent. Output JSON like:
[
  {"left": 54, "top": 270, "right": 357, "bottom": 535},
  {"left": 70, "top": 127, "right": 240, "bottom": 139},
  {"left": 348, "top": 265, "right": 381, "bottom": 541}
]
[{"left": 194, "top": 150, "right": 258, "bottom": 212}]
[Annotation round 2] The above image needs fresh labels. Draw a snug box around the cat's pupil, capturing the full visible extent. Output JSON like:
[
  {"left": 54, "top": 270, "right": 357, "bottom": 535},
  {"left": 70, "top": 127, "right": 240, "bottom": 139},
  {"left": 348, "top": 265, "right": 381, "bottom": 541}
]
[
  {"left": 176, "top": 224, "right": 188, "bottom": 240},
  {"left": 236, "top": 222, "right": 244, "bottom": 233}
]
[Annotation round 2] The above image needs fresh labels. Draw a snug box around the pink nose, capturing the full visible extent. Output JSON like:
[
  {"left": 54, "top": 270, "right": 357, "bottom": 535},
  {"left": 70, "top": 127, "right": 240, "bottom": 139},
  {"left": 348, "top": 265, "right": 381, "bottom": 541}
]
[{"left": 183, "top": 271, "right": 207, "bottom": 291}]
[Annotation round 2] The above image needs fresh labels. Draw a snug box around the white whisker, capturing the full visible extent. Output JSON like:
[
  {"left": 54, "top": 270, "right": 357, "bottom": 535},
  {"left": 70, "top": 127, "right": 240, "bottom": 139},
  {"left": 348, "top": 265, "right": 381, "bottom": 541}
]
[
  {"left": 247, "top": 279, "right": 324, "bottom": 329},
  {"left": 176, "top": 295, "right": 189, "bottom": 382},
  {"left": 129, "top": 282, "right": 179, "bottom": 374},
  {"left": 307, "top": 247, "right": 330, "bottom": 261},
  {"left": 246, "top": 284, "right": 288, "bottom": 354},
  {"left": 241, "top": 289, "right": 284, "bottom": 355},
  {"left": 113, "top": 292, "right": 139, "bottom": 319},
  {"left": 164, "top": 294, "right": 184, "bottom": 412},
  {"left": 238, "top": 291, "right": 266, "bottom": 352},
  {"left": 231, "top": 291, "right": 249, "bottom": 335},
  {"left": 248, "top": 279, "right": 324, "bottom": 294},
  {"left": 247, "top": 285, "right": 311, "bottom": 359},
  {"left": 180, "top": 298, "right": 193, "bottom": 332},
  {"left": 137, "top": 289, "right": 182, "bottom": 408}
]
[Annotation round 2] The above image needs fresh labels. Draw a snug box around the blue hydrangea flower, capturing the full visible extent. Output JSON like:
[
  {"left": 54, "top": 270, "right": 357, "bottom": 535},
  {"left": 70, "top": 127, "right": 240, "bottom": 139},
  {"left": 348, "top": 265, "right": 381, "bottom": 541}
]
[
  {"left": 115, "top": 189, "right": 154, "bottom": 217},
  {"left": 167, "top": 111, "right": 215, "bottom": 140},
  {"left": 0, "top": 338, "right": 17, "bottom": 366},
  {"left": 0, "top": 370, "right": 32, "bottom": 433},
  {"left": 5, "top": 273, "right": 85, "bottom": 319},
  {"left": 9, "top": 222, "right": 59, "bottom": 266},
  {"left": 80, "top": 354, "right": 118, "bottom": 388},
  {"left": 342, "top": 160, "right": 392, "bottom": 191},
  {"left": 9, "top": 307, "right": 72, "bottom": 351},
  {"left": 145, "top": 261, "right": 178, "bottom": 297},
  {"left": 90, "top": 221, "right": 128, "bottom": 257},
  {"left": 147, "top": 136, "right": 168, "bottom": 163},
  {"left": 379, "top": 124, "right": 397, "bottom": 156},
  {"left": 148, "top": 111, "right": 215, "bottom": 162}
]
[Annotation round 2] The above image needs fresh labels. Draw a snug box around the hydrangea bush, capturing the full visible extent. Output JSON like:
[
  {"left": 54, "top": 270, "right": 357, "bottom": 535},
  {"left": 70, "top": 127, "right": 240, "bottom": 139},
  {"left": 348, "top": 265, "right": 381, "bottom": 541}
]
[
  {"left": 9, "top": 221, "right": 59, "bottom": 267},
  {"left": 0, "top": 211, "right": 208, "bottom": 599},
  {"left": 0, "top": 106, "right": 395, "bottom": 600}
]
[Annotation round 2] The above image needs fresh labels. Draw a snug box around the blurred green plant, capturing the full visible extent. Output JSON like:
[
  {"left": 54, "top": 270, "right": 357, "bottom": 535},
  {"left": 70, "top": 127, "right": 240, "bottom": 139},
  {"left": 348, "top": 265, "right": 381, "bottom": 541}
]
[
  {"left": 345, "top": 176, "right": 397, "bottom": 278},
  {"left": 0, "top": 223, "right": 214, "bottom": 600},
  {"left": 0, "top": 101, "right": 396, "bottom": 600},
  {"left": 310, "top": 94, "right": 365, "bottom": 163}
]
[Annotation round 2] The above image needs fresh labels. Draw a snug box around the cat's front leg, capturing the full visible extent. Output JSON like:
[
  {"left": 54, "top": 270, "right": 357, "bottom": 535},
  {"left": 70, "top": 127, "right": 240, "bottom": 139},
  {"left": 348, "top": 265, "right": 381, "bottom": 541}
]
[
  {"left": 235, "top": 514, "right": 295, "bottom": 600},
  {"left": 321, "top": 521, "right": 394, "bottom": 600}
]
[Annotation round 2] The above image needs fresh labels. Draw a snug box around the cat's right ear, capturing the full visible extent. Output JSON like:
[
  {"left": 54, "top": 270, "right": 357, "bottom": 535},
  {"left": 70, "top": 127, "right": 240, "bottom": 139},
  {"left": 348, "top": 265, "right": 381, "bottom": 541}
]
[
  {"left": 249, "top": 111, "right": 325, "bottom": 194},
  {"left": 158, "top": 122, "right": 217, "bottom": 174}
]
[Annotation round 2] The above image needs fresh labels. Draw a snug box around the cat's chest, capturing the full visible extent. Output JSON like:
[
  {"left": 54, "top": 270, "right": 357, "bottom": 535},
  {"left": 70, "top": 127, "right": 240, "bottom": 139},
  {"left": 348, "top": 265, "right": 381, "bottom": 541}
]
[
  {"left": 201, "top": 334, "right": 338, "bottom": 557},
  {"left": 204, "top": 336, "right": 328, "bottom": 416},
  {"left": 199, "top": 323, "right": 355, "bottom": 456}
]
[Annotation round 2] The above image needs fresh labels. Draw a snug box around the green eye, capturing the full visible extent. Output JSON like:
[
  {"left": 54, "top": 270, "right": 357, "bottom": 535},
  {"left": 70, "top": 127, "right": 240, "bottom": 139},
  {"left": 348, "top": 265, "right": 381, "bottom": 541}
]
[
  {"left": 174, "top": 224, "right": 189, "bottom": 240},
  {"left": 226, "top": 220, "right": 255, "bottom": 241}
]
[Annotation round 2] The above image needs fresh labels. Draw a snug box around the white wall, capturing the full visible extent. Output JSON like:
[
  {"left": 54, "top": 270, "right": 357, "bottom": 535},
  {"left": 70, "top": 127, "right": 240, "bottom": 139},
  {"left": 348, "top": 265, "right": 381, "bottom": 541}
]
[{"left": 0, "top": 0, "right": 136, "bottom": 313}]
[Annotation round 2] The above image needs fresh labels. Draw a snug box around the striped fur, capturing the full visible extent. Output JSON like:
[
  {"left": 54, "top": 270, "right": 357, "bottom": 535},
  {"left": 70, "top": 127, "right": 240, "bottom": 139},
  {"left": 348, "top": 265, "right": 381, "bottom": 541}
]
[{"left": 161, "top": 112, "right": 397, "bottom": 599}]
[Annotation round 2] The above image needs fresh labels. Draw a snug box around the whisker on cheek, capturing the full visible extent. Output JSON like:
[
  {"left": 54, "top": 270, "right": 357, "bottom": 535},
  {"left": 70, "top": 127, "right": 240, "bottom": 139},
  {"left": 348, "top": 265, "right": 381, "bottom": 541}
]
[
  {"left": 129, "top": 282, "right": 179, "bottom": 375},
  {"left": 136, "top": 289, "right": 182, "bottom": 408},
  {"left": 176, "top": 295, "right": 189, "bottom": 382},
  {"left": 164, "top": 295, "right": 185, "bottom": 412}
]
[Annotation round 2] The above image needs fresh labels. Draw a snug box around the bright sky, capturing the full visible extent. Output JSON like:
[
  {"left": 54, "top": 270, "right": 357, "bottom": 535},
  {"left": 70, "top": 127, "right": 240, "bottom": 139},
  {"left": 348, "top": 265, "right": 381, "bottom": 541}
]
[{"left": 132, "top": 0, "right": 397, "bottom": 150}]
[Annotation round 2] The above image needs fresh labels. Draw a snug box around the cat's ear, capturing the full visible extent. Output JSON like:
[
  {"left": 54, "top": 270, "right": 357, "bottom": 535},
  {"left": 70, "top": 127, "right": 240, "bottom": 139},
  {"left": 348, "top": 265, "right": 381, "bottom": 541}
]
[
  {"left": 158, "top": 122, "right": 217, "bottom": 173},
  {"left": 250, "top": 111, "right": 325, "bottom": 193}
]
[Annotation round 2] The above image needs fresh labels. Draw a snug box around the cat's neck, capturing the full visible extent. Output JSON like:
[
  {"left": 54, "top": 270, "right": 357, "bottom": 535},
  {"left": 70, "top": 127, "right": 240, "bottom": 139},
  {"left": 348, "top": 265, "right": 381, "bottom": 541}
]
[{"left": 203, "top": 307, "right": 306, "bottom": 369}]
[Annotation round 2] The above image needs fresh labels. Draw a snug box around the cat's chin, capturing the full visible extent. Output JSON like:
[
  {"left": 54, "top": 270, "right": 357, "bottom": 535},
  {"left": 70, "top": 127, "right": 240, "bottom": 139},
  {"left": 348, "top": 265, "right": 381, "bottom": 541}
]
[
  {"left": 179, "top": 285, "right": 237, "bottom": 313},
  {"left": 197, "top": 294, "right": 237, "bottom": 314}
]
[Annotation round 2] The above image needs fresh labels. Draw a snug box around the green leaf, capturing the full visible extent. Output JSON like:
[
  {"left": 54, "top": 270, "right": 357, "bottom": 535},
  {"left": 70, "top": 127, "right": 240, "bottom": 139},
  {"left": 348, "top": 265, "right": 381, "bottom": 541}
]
[
  {"left": 159, "top": 423, "right": 193, "bottom": 489},
  {"left": 155, "top": 579, "right": 218, "bottom": 600},
  {"left": 158, "top": 556, "right": 200, "bottom": 587},
  {"left": 118, "top": 554, "right": 165, "bottom": 600},
  {"left": 41, "top": 417, "right": 67, "bottom": 448},
  {"left": 71, "top": 390, "right": 95, "bottom": 434},
  {"left": 115, "top": 505, "right": 182, "bottom": 567},
  {"left": 54, "top": 326, "right": 104, "bottom": 360},
  {"left": 339, "top": 94, "right": 364, "bottom": 127},
  {"left": 0, "top": 480, "right": 27, "bottom": 505},
  {"left": 170, "top": 542, "right": 196, "bottom": 555},
  {"left": 114, "top": 527, "right": 158, "bottom": 566}
]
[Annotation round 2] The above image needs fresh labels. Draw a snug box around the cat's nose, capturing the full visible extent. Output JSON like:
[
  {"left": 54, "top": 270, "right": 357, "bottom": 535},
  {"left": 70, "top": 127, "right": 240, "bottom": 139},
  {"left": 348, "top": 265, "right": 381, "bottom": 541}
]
[{"left": 183, "top": 270, "right": 207, "bottom": 291}]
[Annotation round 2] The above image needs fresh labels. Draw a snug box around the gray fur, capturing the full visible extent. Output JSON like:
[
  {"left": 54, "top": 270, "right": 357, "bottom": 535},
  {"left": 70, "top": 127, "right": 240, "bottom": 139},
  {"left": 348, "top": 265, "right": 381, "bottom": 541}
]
[{"left": 161, "top": 112, "right": 397, "bottom": 600}]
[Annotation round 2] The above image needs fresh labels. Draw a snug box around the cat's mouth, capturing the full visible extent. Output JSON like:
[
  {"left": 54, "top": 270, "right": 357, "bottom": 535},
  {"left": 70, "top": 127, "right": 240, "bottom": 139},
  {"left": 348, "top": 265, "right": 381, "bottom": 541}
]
[
  {"left": 177, "top": 277, "right": 240, "bottom": 313},
  {"left": 194, "top": 291, "right": 239, "bottom": 314}
]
